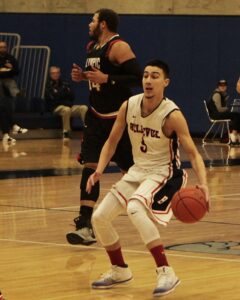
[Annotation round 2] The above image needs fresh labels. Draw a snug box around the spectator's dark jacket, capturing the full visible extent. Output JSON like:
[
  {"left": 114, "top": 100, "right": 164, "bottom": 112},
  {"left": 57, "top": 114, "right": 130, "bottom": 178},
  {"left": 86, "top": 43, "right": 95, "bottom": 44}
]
[
  {"left": 208, "top": 89, "right": 229, "bottom": 118},
  {"left": 0, "top": 53, "right": 19, "bottom": 78},
  {"left": 45, "top": 79, "right": 74, "bottom": 112}
]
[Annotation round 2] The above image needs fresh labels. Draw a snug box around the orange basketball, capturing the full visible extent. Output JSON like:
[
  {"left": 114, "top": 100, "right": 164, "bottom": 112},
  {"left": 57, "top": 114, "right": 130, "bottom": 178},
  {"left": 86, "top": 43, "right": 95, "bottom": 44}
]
[{"left": 171, "top": 187, "right": 208, "bottom": 223}]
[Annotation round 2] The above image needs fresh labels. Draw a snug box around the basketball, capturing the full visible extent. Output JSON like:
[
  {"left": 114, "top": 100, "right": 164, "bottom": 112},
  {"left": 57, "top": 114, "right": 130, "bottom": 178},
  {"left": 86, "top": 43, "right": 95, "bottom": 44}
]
[{"left": 171, "top": 187, "right": 208, "bottom": 223}]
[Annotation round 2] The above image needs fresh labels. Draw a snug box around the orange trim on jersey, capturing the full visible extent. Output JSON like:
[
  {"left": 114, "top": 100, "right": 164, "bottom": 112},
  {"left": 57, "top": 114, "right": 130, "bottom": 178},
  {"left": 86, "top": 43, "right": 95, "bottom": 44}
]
[
  {"left": 90, "top": 107, "right": 118, "bottom": 119},
  {"left": 105, "top": 39, "right": 123, "bottom": 57},
  {"left": 152, "top": 217, "right": 169, "bottom": 226},
  {"left": 116, "top": 190, "right": 128, "bottom": 206},
  {"left": 86, "top": 41, "right": 95, "bottom": 52},
  {"left": 129, "top": 194, "right": 148, "bottom": 206}
]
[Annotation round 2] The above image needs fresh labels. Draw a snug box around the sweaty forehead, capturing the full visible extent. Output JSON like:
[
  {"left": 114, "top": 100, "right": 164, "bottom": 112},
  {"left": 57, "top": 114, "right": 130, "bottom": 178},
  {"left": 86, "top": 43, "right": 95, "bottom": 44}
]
[{"left": 144, "top": 66, "right": 161, "bottom": 72}]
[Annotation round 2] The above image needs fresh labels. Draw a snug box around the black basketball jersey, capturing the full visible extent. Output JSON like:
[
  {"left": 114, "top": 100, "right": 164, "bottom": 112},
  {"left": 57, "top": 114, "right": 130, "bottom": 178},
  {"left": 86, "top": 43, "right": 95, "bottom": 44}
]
[{"left": 85, "top": 35, "right": 133, "bottom": 114}]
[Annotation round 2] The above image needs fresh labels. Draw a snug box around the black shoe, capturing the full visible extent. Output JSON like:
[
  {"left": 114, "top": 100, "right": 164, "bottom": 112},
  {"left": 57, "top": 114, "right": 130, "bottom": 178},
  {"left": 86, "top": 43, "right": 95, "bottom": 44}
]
[{"left": 66, "top": 216, "right": 96, "bottom": 245}]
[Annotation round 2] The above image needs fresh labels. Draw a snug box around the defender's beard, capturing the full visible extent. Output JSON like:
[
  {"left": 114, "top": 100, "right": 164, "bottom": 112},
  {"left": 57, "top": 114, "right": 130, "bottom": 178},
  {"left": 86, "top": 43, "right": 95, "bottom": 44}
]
[{"left": 90, "top": 24, "right": 102, "bottom": 41}]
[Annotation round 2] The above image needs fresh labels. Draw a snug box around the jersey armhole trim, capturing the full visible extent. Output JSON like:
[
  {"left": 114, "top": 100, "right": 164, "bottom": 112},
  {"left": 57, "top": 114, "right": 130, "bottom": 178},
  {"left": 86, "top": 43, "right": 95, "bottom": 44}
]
[{"left": 161, "top": 108, "right": 180, "bottom": 138}]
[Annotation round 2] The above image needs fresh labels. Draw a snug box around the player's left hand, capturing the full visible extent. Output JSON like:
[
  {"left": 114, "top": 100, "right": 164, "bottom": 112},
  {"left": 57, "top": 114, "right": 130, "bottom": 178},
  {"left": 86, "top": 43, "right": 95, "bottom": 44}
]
[
  {"left": 85, "top": 66, "right": 108, "bottom": 84},
  {"left": 196, "top": 184, "right": 210, "bottom": 211}
]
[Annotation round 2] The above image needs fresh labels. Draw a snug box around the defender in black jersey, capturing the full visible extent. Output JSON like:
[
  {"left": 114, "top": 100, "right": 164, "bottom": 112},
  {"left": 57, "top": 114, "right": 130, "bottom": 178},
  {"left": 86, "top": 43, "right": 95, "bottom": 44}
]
[{"left": 66, "top": 8, "right": 142, "bottom": 245}]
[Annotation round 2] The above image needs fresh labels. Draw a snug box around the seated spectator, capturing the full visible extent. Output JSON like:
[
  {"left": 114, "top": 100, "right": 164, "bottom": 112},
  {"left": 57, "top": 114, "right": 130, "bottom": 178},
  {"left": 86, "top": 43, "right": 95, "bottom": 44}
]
[
  {"left": 0, "top": 40, "right": 20, "bottom": 98},
  {"left": 208, "top": 79, "right": 240, "bottom": 144},
  {"left": 0, "top": 40, "right": 28, "bottom": 138},
  {"left": 45, "top": 66, "right": 88, "bottom": 139}
]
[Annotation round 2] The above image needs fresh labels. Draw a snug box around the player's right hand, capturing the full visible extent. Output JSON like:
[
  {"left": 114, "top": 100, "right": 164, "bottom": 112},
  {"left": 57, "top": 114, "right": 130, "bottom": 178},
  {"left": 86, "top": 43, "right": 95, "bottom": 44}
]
[
  {"left": 71, "top": 63, "right": 83, "bottom": 82},
  {"left": 86, "top": 172, "right": 101, "bottom": 194}
]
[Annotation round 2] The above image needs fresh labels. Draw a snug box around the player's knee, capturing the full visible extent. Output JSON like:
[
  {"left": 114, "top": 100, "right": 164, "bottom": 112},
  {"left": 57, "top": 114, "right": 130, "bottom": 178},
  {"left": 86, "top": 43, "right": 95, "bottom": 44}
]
[
  {"left": 92, "top": 209, "right": 102, "bottom": 225},
  {"left": 127, "top": 199, "right": 146, "bottom": 218},
  {"left": 127, "top": 199, "right": 147, "bottom": 226},
  {"left": 92, "top": 208, "right": 108, "bottom": 228},
  {"left": 127, "top": 199, "right": 160, "bottom": 245},
  {"left": 80, "top": 167, "right": 100, "bottom": 201}
]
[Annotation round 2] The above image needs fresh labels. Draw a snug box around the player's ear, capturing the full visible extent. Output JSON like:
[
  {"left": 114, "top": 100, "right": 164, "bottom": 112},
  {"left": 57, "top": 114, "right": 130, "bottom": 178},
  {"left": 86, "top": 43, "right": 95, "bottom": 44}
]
[
  {"left": 164, "top": 78, "right": 170, "bottom": 87},
  {"left": 100, "top": 20, "right": 107, "bottom": 30}
]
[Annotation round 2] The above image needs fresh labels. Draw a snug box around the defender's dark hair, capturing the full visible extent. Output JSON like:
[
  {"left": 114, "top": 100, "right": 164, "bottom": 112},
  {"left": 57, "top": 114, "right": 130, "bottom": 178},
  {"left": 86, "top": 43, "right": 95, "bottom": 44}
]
[
  {"left": 145, "top": 59, "right": 170, "bottom": 78},
  {"left": 95, "top": 8, "right": 119, "bottom": 32}
]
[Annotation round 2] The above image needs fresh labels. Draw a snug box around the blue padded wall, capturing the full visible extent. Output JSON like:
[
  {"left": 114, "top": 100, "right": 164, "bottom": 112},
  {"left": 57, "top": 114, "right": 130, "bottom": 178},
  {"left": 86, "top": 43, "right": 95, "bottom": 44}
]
[{"left": 1, "top": 13, "right": 240, "bottom": 134}]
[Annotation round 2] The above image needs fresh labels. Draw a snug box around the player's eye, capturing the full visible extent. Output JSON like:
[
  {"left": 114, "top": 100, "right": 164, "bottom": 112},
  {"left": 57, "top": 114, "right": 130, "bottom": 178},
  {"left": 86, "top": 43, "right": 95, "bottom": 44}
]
[{"left": 143, "top": 72, "right": 149, "bottom": 78}]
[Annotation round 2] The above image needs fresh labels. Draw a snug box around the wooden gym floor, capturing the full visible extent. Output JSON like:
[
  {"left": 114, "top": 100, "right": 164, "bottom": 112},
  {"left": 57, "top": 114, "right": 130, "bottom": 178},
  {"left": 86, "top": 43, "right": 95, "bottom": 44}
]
[{"left": 0, "top": 137, "right": 239, "bottom": 300}]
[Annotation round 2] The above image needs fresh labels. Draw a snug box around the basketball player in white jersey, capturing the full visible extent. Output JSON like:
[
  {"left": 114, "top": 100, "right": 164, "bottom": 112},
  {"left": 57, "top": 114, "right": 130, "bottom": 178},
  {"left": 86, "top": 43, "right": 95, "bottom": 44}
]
[{"left": 86, "top": 59, "right": 209, "bottom": 297}]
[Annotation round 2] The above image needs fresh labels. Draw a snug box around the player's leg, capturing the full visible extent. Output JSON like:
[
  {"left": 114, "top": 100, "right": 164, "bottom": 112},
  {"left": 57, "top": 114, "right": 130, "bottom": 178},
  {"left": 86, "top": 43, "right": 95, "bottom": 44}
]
[
  {"left": 127, "top": 176, "right": 184, "bottom": 297},
  {"left": 127, "top": 199, "right": 180, "bottom": 296},
  {"left": 66, "top": 164, "right": 98, "bottom": 245},
  {"left": 66, "top": 111, "right": 106, "bottom": 245},
  {"left": 54, "top": 105, "right": 71, "bottom": 138},
  {"left": 91, "top": 192, "right": 132, "bottom": 289}
]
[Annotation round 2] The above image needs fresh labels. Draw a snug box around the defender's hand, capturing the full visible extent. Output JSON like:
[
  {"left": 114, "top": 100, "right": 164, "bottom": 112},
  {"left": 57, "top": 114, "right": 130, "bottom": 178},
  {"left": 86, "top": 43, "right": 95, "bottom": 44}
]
[
  {"left": 85, "top": 66, "right": 108, "bottom": 84},
  {"left": 71, "top": 63, "right": 84, "bottom": 82}
]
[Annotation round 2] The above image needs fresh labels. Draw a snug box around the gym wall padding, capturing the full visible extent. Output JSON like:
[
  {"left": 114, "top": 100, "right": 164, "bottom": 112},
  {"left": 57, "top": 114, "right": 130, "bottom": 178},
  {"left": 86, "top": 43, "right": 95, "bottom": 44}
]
[{"left": 1, "top": 13, "right": 239, "bottom": 135}]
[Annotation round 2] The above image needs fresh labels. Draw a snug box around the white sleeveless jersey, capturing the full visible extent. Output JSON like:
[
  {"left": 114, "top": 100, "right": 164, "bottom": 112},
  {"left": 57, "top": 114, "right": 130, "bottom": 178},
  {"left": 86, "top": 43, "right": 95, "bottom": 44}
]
[{"left": 126, "top": 93, "right": 181, "bottom": 179}]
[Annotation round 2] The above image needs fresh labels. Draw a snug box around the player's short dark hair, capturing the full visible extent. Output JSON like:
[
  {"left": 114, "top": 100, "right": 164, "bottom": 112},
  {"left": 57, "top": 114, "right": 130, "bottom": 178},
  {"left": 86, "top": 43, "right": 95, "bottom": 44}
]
[
  {"left": 145, "top": 59, "right": 170, "bottom": 78},
  {"left": 95, "top": 8, "right": 119, "bottom": 32}
]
